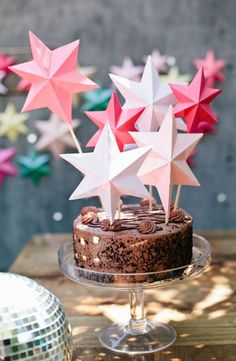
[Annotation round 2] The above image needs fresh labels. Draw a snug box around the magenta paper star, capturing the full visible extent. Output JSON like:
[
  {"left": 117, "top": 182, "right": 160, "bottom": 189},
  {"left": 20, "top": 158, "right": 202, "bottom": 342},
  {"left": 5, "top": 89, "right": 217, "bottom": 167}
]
[
  {"left": 110, "top": 57, "right": 144, "bottom": 81},
  {"left": 86, "top": 91, "right": 144, "bottom": 151},
  {"left": 193, "top": 50, "right": 225, "bottom": 87},
  {"left": 170, "top": 68, "right": 221, "bottom": 133},
  {"left": 35, "top": 113, "right": 80, "bottom": 158},
  {"left": 0, "top": 147, "right": 18, "bottom": 186},
  {"left": 10, "top": 31, "right": 99, "bottom": 124},
  {"left": 61, "top": 123, "right": 151, "bottom": 222},
  {"left": 131, "top": 106, "right": 203, "bottom": 220},
  {"left": 110, "top": 56, "right": 176, "bottom": 132},
  {"left": 0, "top": 53, "right": 15, "bottom": 75},
  {"left": 143, "top": 50, "right": 168, "bottom": 73}
]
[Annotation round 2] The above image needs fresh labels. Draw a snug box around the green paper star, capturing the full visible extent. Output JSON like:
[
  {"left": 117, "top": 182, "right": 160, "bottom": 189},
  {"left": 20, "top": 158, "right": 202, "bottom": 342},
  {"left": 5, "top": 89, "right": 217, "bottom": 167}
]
[
  {"left": 81, "top": 88, "right": 113, "bottom": 111},
  {"left": 0, "top": 103, "right": 29, "bottom": 142},
  {"left": 17, "top": 150, "right": 51, "bottom": 185},
  {"left": 160, "top": 66, "right": 192, "bottom": 83}
]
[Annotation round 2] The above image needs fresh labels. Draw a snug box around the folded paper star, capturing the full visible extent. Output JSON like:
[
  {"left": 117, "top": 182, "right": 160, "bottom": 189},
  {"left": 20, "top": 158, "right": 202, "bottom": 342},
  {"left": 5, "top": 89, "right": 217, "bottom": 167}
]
[
  {"left": 0, "top": 147, "right": 18, "bottom": 186},
  {"left": 160, "top": 66, "right": 191, "bottom": 84},
  {"left": 0, "top": 103, "right": 29, "bottom": 142},
  {"left": 61, "top": 123, "right": 151, "bottom": 222},
  {"left": 81, "top": 87, "right": 113, "bottom": 111},
  {"left": 143, "top": 50, "right": 168, "bottom": 73},
  {"left": 193, "top": 50, "right": 225, "bottom": 87},
  {"left": 0, "top": 71, "right": 8, "bottom": 94},
  {"left": 110, "top": 57, "right": 144, "bottom": 81},
  {"left": 35, "top": 113, "right": 80, "bottom": 157},
  {"left": 131, "top": 106, "right": 203, "bottom": 220},
  {"left": 10, "top": 31, "right": 99, "bottom": 124},
  {"left": 17, "top": 150, "right": 51, "bottom": 185},
  {"left": 170, "top": 68, "right": 221, "bottom": 133},
  {"left": 86, "top": 92, "right": 144, "bottom": 150},
  {"left": 110, "top": 55, "right": 176, "bottom": 132},
  {"left": 16, "top": 79, "right": 31, "bottom": 92},
  {"left": 0, "top": 53, "right": 15, "bottom": 75}
]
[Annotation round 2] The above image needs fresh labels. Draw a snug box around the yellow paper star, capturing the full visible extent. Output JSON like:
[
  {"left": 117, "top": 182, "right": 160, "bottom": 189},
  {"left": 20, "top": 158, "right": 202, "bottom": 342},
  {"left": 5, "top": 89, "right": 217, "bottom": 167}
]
[
  {"left": 160, "top": 66, "right": 192, "bottom": 84},
  {"left": 0, "top": 103, "right": 29, "bottom": 142}
]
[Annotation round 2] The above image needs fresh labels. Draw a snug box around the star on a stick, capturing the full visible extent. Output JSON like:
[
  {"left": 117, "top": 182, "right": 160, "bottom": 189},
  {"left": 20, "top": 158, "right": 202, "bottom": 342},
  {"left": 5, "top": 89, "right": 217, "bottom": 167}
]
[
  {"left": 110, "top": 56, "right": 176, "bottom": 132},
  {"left": 61, "top": 123, "right": 151, "bottom": 222},
  {"left": 170, "top": 68, "right": 221, "bottom": 133},
  {"left": 0, "top": 103, "right": 29, "bottom": 142},
  {"left": 9, "top": 31, "right": 99, "bottom": 124},
  {"left": 110, "top": 57, "right": 144, "bottom": 81},
  {"left": 193, "top": 50, "right": 225, "bottom": 87},
  {"left": 86, "top": 91, "right": 144, "bottom": 151},
  {"left": 131, "top": 106, "right": 203, "bottom": 220},
  {"left": 35, "top": 113, "right": 80, "bottom": 158},
  {"left": 0, "top": 147, "right": 18, "bottom": 186},
  {"left": 17, "top": 150, "right": 51, "bottom": 185}
]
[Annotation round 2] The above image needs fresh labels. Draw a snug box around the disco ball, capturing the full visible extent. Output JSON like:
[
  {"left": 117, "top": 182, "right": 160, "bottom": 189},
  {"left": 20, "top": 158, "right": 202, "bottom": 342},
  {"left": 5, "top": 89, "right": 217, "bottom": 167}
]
[{"left": 0, "top": 273, "right": 73, "bottom": 361}]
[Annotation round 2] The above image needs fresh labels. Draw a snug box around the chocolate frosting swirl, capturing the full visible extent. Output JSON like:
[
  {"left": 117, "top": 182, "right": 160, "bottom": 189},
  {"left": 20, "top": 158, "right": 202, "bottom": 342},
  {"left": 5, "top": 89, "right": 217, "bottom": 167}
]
[
  {"left": 138, "top": 219, "right": 156, "bottom": 234},
  {"left": 82, "top": 212, "right": 98, "bottom": 224}
]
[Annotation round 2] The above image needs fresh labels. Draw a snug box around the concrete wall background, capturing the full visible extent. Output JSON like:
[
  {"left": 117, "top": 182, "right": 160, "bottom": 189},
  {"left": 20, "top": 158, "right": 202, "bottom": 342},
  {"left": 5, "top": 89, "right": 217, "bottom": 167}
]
[{"left": 0, "top": 0, "right": 235, "bottom": 270}]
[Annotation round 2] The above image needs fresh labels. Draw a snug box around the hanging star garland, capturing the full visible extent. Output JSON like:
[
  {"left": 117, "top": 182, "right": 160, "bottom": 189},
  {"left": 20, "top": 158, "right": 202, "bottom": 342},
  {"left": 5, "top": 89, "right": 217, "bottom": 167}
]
[
  {"left": 0, "top": 53, "right": 15, "bottom": 75},
  {"left": 170, "top": 68, "right": 221, "bottom": 133},
  {"left": 81, "top": 87, "right": 113, "bottom": 111},
  {"left": 0, "top": 103, "right": 29, "bottom": 142},
  {"left": 193, "top": 50, "right": 225, "bottom": 87},
  {"left": 110, "top": 57, "right": 144, "bottom": 81},
  {"left": 110, "top": 55, "right": 176, "bottom": 132},
  {"left": 9, "top": 31, "right": 99, "bottom": 124},
  {"left": 131, "top": 106, "right": 203, "bottom": 220},
  {"left": 61, "top": 123, "right": 151, "bottom": 222},
  {"left": 143, "top": 50, "right": 168, "bottom": 73},
  {"left": 17, "top": 150, "right": 51, "bottom": 185},
  {"left": 35, "top": 113, "right": 80, "bottom": 158},
  {"left": 160, "top": 66, "right": 191, "bottom": 84},
  {"left": 0, "top": 147, "right": 18, "bottom": 186},
  {"left": 86, "top": 91, "right": 144, "bottom": 151}
]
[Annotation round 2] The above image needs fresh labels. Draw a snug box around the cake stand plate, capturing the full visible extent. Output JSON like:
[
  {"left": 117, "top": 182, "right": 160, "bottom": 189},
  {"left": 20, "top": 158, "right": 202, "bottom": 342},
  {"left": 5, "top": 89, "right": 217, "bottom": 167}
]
[{"left": 58, "top": 234, "right": 211, "bottom": 355}]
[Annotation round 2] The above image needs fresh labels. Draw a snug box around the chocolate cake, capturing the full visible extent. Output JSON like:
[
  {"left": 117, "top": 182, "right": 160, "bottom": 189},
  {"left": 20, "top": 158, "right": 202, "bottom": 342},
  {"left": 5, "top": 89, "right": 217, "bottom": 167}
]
[{"left": 72, "top": 202, "right": 193, "bottom": 283}]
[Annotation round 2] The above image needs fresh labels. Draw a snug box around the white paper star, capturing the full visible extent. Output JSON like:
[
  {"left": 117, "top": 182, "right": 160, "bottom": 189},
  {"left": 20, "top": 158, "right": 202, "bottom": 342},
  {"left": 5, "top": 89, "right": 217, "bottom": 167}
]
[
  {"left": 110, "top": 56, "right": 176, "bottom": 132},
  {"left": 61, "top": 123, "right": 151, "bottom": 222}
]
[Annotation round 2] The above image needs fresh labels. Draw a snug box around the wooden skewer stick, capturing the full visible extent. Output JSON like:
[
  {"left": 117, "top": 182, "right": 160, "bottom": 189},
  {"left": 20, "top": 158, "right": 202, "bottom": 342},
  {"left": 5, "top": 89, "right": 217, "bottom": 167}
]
[
  {"left": 68, "top": 123, "right": 82, "bottom": 153},
  {"left": 174, "top": 185, "right": 182, "bottom": 211},
  {"left": 149, "top": 185, "right": 153, "bottom": 211},
  {"left": 165, "top": 213, "right": 169, "bottom": 225}
]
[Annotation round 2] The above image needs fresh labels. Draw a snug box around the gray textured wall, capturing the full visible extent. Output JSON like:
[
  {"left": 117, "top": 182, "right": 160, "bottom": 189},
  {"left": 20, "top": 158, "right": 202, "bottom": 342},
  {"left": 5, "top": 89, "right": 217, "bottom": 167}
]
[{"left": 0, "top": 0, "right": 235, "bottom": 270}]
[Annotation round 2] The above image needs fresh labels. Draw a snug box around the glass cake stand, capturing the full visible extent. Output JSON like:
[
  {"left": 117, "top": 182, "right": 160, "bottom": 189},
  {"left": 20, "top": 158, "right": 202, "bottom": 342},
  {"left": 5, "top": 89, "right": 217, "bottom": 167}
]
[{"left": 58, "top": 234, "right": 211, "bottom": 355}]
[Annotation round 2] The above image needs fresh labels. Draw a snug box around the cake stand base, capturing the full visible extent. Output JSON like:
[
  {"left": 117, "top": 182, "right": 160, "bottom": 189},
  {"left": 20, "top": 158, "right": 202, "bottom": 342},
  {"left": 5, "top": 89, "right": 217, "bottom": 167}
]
[{"left": 99, "top": 321, "right": 176, "bottom": 355}]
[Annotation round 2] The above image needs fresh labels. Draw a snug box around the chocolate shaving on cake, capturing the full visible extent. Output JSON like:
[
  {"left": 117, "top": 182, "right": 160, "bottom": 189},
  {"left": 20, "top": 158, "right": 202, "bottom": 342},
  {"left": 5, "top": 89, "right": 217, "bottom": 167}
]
[
  {"left": 100, "top": 219, "right": 110, "bottom": 231},
  {"left": 138, "top": 219, "right": 156, "bottom": 234},
  {"left": 81, "top": 206, "right": 98, "bottom": 216},
  {"left": 82, "top": 212, "right": 98, "bottom": 224}
]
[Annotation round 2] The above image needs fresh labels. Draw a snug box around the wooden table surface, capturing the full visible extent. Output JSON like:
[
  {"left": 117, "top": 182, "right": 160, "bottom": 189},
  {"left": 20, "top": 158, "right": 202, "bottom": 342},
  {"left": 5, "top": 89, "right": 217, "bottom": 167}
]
[{"left": 9, "top": 231, "right": 236, "bottom": 361}]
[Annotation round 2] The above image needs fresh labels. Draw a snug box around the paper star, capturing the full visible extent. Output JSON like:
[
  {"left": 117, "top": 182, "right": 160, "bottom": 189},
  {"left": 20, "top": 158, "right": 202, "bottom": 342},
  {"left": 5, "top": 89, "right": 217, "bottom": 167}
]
[
  {"left": 81, "top": 87, "right": 113, "bottom": 111},
  {"left": 17, "top": 150, "right": 51, "bottom": 185},
  {"left": 193, "top": 50, "right": 225, "bottom": 87},
  {"left": 170, "top": 68, "right": 221, "bottom": 133},
  {"left": 110, "top": 55, "right": 176, "bottom": 132},
  {"left": 160, "top": 66, "right": 191, "bottom": 83},
  {"left": 0, "top": 71, "right": 8, "bottom": 94},
  {"left": 10, "top": 31, "right": 99, "bottom": 124},
  {"left": 16, "top": 78, "right": 31, "bottom": 92},
  {"left": 35, "top": 113, "right": 80, "bottom": 157},
  {"left": 143, "top": 50, "right": 168, "bottom": 73},
  {"left": 0, "top": 147, "right": 18, "bottom": 186},
  {"left": 110, "top": 57, "right": 144, "bottom": 81},
  {"left": 61, "top": 123, "right": 151, "bottom": 222},
  {"left": 131, "top": 106, "right": 203, "bottom": 220},
  {"left": 0, "top": 103, "right": 29, "bottom": 142},
  {"left": 86, "top": 92, "right": 144, "bottom": 151},
  {"left": 0, "top": 53, "right": 15, "bottom": 75}
]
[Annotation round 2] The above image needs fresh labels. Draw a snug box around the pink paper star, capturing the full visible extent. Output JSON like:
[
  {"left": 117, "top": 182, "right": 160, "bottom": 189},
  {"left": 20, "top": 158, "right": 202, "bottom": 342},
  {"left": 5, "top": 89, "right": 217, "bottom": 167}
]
[
  {"left": 0, "top": 147, "right": 18, "bottom": 186},
  {"left": 170, "top": 68, "right": 221, "bottom": 133},
  {"left": 110, "top": 57, "right": 144, "bottom": 81},
  {"left": 61, "top": 123, "right": 151, "bottom": 222},
  {"left": 0, "top": 53, "right": 15, "bottom": 75},
  {"left": 193, "top": 50, "right": 225, "bottom": 87},
  {"left": 131, "top": 106, "right": 203, "bottom": 220},
  {"left": 9, "top": 31, "right": 99, "bottom": 124},
  {"left": 86, "top": 92, "right": 144, "bottom": 151},
  {"left": 16, "top": 79, "right": 31, "bottom": 92},
  {"left": 143, "top": 50, "right": 168, "bottom": 73}
]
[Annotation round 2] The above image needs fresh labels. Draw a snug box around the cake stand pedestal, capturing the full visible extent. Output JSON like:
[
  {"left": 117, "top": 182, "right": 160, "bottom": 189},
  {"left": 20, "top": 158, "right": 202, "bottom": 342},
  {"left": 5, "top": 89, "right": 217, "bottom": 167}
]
[{"left": 58, "top": 234, "right": 211, "bottom": 355}]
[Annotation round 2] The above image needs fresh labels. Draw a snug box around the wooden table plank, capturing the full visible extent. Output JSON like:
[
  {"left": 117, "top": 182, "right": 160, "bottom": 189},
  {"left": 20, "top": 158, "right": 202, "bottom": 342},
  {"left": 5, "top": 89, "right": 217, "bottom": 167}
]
[{"left": 9, "top": 230, "right": 236, "bottom": 361}]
